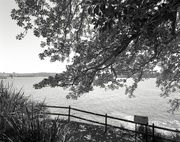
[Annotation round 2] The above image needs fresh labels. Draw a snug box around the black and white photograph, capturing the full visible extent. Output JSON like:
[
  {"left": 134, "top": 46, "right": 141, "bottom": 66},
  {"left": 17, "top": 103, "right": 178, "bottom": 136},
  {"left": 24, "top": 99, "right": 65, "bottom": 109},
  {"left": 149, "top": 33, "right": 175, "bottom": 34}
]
[{"left": 0, "top": 0, "right": 180, "bottom": 141}]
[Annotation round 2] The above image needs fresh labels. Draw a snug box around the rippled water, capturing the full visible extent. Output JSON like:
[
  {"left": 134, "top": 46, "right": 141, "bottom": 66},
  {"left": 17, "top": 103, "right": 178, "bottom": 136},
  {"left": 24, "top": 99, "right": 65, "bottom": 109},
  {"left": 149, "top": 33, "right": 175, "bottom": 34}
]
[{"left": 2, "top": 77, "right": 180, "bottom": 131}]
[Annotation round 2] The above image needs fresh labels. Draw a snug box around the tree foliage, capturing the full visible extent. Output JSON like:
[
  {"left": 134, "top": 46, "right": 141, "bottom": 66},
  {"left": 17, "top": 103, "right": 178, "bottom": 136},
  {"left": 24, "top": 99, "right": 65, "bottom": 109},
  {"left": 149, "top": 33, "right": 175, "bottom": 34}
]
[{"left": 11, "top": 0, "right": 180, "bottom": 111}]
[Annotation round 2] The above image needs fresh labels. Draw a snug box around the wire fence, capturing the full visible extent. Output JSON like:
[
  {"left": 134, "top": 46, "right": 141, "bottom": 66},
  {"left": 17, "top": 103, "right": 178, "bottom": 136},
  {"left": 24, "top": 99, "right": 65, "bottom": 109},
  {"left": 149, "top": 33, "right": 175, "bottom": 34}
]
[{"left": 43, "top": 105, "right": 180, "bottom": 142}]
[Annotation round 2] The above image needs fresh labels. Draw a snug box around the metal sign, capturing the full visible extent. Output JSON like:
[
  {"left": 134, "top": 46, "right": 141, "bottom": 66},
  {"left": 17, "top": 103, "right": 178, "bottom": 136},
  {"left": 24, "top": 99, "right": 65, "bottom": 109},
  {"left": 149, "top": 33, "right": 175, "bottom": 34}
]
[{"left": 134, "top": 115, "right": 148, "bottom": 124}]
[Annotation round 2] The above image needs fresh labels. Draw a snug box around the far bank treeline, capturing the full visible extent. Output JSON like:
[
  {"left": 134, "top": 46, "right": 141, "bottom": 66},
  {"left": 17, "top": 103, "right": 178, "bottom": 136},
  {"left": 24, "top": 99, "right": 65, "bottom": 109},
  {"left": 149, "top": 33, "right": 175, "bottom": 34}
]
[
  {"left": 143, "top": 72, "right": 160, "bottom": 78},
  {"left": 7, "top": 73, "right": 57, "bottom": 78},
  {"left": 1, "top": 72, "right": 159, "bottom": 78},
  {"left": 18, "top": 72, "right": 161, "bottom": 78},
  {"left": 118, "top": 71, "right": 160, "bottom": 78}
]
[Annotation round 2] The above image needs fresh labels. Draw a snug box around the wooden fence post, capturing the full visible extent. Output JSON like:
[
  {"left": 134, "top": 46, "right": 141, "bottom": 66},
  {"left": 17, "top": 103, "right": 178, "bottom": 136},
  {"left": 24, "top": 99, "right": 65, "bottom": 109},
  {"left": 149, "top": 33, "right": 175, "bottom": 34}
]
[
  {"left": 0, "top": 87, "right": 4, "bottom": 130},
  {"left": 105, "top": 113, "right": 107, "bottom": 133},
  {"left": 68, "top": 106, "right": 71, "bottom": 122},
  {"left": 135, "top": 123, "right": 137, "bottom": 142},
  {"left": 152, "top": 123, "right": 155, "bottom": 142},
  {"left": 146, "top": 123, "right": 148, "bottom": 142}
]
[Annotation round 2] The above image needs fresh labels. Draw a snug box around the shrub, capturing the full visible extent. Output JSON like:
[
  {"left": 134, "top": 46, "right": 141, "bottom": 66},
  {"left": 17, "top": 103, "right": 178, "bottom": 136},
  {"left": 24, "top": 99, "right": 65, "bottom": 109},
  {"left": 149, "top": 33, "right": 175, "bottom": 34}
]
[
  {"left": 136, "top": 125, "right": 180, "bottom": 142},
  {"left": 169, "top": 131, "right": 180, "bottom": 142},
  {"left": 0, "top": 80, "right": 28, "bottom": 131},
  {"left": 0, "top": 80, "right": 72, "bottom": 142}
]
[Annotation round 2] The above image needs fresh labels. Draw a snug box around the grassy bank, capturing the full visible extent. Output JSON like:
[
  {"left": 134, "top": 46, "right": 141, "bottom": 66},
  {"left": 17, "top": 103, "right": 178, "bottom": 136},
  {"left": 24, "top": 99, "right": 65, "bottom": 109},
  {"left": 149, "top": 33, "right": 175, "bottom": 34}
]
[{"left": 0, "top": 80, "right": 179, "bottom": 142}]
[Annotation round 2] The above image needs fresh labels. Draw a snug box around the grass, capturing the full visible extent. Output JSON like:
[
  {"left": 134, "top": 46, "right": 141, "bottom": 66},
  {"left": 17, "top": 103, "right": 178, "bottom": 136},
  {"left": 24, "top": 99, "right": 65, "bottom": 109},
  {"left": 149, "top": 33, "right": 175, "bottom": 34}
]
[
  {"left": 0, "top": 80, "right": 71, "bottom": 142},
  {"left": 135, "top": 125, "right": 180, "bottom": 142},
  {"left": 0, "top": 80, "right": 180, "bottom": 142},
  {"left": 57, "top": 121, "right": 135, "bottom": 142}
]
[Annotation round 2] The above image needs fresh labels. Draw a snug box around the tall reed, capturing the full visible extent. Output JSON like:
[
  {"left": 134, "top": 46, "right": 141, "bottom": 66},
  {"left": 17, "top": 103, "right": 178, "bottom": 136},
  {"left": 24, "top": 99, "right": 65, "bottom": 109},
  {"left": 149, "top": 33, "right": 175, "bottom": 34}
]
[
  {"left": 0, "top": 80, "right": 72, "bottom": 142},
  {"left": 0, "top": 80, "right": 28, "bottom": 130}
]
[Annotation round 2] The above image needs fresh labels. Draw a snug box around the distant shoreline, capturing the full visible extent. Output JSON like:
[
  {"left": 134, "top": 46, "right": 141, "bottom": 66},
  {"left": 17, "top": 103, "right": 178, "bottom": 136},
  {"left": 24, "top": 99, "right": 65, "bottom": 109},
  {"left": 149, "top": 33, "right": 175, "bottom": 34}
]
[
  {"left": 0, "top": 71, "right": 160, "bottom": 78},
  {"left": 0, "top": 72, "right": 57, "bottom": 78}
]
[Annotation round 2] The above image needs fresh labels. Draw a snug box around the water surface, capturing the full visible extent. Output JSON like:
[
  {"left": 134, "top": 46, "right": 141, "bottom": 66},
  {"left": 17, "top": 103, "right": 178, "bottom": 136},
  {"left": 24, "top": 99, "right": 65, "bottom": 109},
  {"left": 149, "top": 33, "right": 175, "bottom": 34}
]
[{"left": 2, "top": 77, "right": 180, "bottom": 130}]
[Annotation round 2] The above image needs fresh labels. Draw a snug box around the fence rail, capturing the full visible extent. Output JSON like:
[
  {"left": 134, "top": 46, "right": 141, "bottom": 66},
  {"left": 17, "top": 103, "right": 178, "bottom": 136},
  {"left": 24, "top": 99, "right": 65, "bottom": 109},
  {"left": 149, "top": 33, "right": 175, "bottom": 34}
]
[{"left": 43, "top": 105, "right": 180, "bottom": 142}]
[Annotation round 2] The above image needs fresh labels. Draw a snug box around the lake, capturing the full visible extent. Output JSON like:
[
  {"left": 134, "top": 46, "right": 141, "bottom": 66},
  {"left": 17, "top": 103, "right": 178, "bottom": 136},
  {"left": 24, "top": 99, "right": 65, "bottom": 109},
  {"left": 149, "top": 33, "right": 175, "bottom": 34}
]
[{"left": 2, "top": 77, "right": 180, "bottom": 131}]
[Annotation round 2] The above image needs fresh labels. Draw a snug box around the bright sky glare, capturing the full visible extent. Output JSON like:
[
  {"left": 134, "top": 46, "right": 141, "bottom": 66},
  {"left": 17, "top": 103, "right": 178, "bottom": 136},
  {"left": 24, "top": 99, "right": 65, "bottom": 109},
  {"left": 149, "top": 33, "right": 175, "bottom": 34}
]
[{"left": 0, "top": 0, "right": 66, "bottom": 73}]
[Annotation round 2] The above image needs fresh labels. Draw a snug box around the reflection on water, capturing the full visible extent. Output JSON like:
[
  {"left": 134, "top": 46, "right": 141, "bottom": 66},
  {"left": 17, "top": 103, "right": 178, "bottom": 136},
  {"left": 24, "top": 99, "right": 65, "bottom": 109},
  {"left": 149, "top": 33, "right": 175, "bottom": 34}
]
[{"left": 2, "top": 77, "right": 180, "bottom": 130}]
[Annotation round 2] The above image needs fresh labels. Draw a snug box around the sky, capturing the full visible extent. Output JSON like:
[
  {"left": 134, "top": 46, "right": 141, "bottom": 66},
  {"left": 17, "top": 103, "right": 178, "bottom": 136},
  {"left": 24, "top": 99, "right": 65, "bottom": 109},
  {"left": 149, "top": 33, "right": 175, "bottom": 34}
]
[{"left": 0, "top": 0, "right": 66, "bottom": 73}]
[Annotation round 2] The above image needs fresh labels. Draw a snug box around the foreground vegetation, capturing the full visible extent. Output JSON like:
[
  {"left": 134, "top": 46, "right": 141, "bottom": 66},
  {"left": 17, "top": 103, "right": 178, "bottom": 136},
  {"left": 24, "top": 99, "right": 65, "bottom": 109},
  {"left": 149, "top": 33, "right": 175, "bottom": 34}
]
[{"left": 0, "top": 80, "right": 179, "bottom": 142}]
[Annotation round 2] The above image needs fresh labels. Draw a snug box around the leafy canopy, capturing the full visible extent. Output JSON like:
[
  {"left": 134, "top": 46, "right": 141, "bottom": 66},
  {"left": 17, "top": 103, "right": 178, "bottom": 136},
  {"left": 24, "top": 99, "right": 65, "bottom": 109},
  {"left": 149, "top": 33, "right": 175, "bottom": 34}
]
[{"left": 11, "top": 0, "right": 180, "bottom": 111}]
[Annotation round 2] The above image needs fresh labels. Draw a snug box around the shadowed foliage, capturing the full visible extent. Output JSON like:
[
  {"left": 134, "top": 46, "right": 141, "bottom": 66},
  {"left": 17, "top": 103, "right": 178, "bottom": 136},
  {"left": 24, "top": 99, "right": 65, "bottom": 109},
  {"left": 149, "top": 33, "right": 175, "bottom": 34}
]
[{"left": 0, "top": 81, "right": 73, "bottom": 142}]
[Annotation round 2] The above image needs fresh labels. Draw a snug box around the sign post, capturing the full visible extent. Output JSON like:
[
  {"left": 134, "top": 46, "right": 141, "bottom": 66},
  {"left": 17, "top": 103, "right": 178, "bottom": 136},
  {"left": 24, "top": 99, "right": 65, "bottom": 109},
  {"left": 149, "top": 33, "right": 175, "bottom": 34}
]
[{"left": 134, "top": 115, "right": 149, "bottom": 142}]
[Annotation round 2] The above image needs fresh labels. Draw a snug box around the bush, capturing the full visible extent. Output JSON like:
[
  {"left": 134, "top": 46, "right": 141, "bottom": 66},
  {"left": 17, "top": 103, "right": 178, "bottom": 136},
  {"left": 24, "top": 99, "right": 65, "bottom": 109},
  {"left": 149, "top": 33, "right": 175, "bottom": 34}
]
[
  {"left": 136, "top": 125, "right": 180, "bottom": 142},
  {"left": 0, "top": 80, "right": 29, "bottom": 131},
  {"left": 169, "top": 131, "right": 180, "bottom": 142},
  {"left": 0, "top": 80, "right": 72, "bottom": 142}
]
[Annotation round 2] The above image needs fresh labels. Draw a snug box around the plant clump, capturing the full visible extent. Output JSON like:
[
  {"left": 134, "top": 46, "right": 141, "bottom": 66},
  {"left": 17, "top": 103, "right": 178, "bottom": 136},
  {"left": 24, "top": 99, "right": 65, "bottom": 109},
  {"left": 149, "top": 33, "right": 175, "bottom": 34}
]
[{"left": 0, "top": 81, "right": 72, "bottom": 142}]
